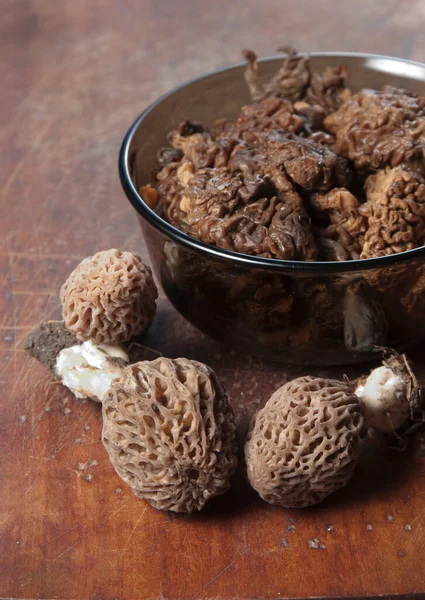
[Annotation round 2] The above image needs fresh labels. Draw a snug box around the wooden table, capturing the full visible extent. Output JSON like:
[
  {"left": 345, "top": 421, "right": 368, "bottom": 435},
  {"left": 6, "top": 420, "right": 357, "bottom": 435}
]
[{"left": 2, "top": 1, "right": 425, "bottom": 598}]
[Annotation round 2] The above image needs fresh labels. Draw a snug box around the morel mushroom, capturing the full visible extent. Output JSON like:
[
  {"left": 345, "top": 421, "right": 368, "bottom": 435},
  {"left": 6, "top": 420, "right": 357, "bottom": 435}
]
[
  {"left": 355, "top": 352, "right": 423, "bottom": 433},
  {"left": 242, "top": 47, "right": 310, "bottom": 103},
  {"left": 242, "top": 47, "right": 350, "bottom": 113},
  {"left": 324, "top": 87, "right": 425, "bottom": 172},
  {"left": 309, "top": 188, "right": 367, "bottom": 260},
  {"left": 60, "top": 249, "right": 158, "bottom": 344},
  {"left": 245, "top": 376, "right": 365, "bottom": 508},
  {"left": 252, "top": 132, "right": 352, "bottom": 192},
  {"left": 211, "top": 96, "right": 304, "bottom": 140},
  {"left": 157, "top": 144, "right": 318, "bottom": 261},
  {"left": 360, "top": 167, "right": 425, "bottom": 258},
  {"left": 102, "top": 357, "right": 238, "bottom": 513}
]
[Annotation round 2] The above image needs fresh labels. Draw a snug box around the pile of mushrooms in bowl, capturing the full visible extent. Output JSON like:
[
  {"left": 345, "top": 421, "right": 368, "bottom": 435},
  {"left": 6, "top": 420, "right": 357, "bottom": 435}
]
[{"left": 120, "top": 49, "right": 425, "bottom": 365}]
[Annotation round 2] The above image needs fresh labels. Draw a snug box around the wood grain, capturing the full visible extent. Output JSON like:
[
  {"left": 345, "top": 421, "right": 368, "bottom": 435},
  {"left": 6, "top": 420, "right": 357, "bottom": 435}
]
[{"left": 1, "top": 1, "right": 425, "bottom": 598}]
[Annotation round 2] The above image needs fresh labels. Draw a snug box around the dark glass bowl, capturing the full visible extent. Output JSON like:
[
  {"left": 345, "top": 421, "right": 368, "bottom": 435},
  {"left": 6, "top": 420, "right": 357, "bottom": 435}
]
[{"left": 119, "top": 53, "right": 425, "bottom": 365}]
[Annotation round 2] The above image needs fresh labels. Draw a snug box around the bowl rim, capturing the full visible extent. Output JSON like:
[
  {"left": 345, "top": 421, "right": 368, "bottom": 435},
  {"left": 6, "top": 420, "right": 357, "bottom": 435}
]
[{"left": 119, "top": 51, "right": 425, "bottom": 274}]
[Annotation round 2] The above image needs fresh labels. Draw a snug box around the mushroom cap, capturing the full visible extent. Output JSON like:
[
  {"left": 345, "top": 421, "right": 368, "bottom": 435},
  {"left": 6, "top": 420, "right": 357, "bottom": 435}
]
[
  {"left": 60, "top": 249, "right": 158, "bottom": 344},
  {"left": 102, "top": 357, "right": 238, "bottom": 513},
  {"left": 245, "top": 376, "right": 365, "bottom": 508}
]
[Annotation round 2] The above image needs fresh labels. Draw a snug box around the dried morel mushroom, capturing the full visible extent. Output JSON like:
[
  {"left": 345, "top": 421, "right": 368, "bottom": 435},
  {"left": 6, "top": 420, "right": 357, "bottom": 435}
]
[
  {"left": 242, "top": 47, "right": 350, "bottom": 113},
  {"left": 355, "top": 352, "right": 423, "bottom": 433},
  {"left": 226, "top": 272, "right": 294, "bottom": 334},
  {"left": 158, "top": 144, "right": 318, "bottom": 261},
  {"left": 245, "top": 376, "right": 365, "bottom": 508},
  {"left": 211, "top": 96, "right": 305, "bottom": 140},
  {"left": 154, "top": 47, "right": 425, "bottom": 269},
  {"left": 360, "top": 167, "right": 425, "bottom": 258},
  {"left": 60, "top": 249, "right": 158, "bottom": 344},
  {"left": 309, "top": 188, "right": 367, "bottom": 260},
  {"left": 255, "top": 132, "right": 352, "bottom": 192},
  {"left": 324, "top": 87, "right": 425, "bottom": 172},
  {"left": 102, "top": 357, "right": 238, "bottom": 513}
]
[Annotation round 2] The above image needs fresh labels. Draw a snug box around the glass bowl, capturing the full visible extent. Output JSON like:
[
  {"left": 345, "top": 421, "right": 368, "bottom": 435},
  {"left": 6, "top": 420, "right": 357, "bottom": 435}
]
[{"left": 119, "top": 53, "right": 425, "bottom": 365}]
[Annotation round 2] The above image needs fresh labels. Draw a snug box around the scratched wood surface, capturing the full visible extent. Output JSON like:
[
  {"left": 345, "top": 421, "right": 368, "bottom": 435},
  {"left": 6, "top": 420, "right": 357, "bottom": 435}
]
[{"left": 2, "top": 1, "right": 425, "bottom": 598}]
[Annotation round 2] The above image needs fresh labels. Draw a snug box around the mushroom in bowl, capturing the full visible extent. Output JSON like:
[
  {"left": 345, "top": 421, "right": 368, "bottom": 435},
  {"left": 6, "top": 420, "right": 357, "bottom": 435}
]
[{"left": 120, "top": 51, "right": 425, "bottom": 365}]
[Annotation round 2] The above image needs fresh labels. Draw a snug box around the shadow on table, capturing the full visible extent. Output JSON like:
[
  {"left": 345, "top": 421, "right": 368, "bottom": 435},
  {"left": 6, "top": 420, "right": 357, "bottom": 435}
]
[
  {"left": 197, "top": 427, "right": 425, "bottom": 520},
  {"left": 322, "top": 430, "right": 424, "bottom": 511}
]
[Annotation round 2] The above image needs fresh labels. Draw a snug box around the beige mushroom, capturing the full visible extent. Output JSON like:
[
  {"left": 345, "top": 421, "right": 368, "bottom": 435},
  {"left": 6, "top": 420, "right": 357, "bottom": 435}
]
[
  {"left": 102, "top": 357, "right": 239, "bottom": 513},
  {"left": 245, "top": 376, "right": 365, "bottom": 508},
  {"left": 60, "top": 249, "right": 158, "bottom": 344}
]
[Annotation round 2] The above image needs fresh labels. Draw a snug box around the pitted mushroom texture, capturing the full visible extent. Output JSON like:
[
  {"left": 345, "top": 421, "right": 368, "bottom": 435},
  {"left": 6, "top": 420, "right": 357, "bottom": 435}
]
[
  {"left": 324, "top": 87, "right": 425, "bottom": 172},
  {"left": 311, "top": 188, "right": 367, "bottom": 260},
  {"left": 211, "top": 97, "right": 305, "bottom": 140},
  {"left": 60, "top": 249, "right": 158, "bottom": 344},
  {"left": 242, "top": 47, "right": 350, "bottom": 113},
  {"left": 157, "top": 140, "right": 318, "bottom": 261},
  {"left": 102, "top": 357, "right": 238, "bottom": 513},
  {"left": 255, "top": 132, "right": 352, "bottom": 192},
  {"left": 154, "top": 48, "right": 425, "bottom": 264},
  {"left": 245, "top": 376, "right": 365, "bottom": 508},
  {"left": 361, "top": 167, "right": 425, "bottom": 258}
]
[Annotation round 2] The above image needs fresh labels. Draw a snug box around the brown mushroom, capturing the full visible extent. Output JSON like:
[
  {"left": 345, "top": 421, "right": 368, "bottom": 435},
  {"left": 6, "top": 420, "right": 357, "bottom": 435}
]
[
  {"left": 242, "top": 46, "right": 350, "bottom": 113},
  {"left": 309, "top": 188, "right": 367, "bottom": 260},
  {"left": 256, "top": 132, "right": 352, "bottom": 192},
  {"left": 324, "top": 87, "right": 425, "bottom": 172},
  {"left": 102, "top": 357, "right": 238, "bottom": 513},
  {"left": 360, "top": 167, "right": 425, "bottom": 258},
  {"left": 157, "top": 143, "right": 318, "bottom": 261},
  {"left": 211, "top": 96, "right": 304, "bottom": 140},
  {"left": 60, "top": 249, "right": 158, "bottom": 344},
  {"left": 245, "top": 376, "right": 365, "bottom": 508}
]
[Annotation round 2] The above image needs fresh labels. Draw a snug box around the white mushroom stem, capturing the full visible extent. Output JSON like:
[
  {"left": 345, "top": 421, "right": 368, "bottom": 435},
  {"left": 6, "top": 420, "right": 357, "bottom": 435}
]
[
  {"left": 55, "top": 341, "right": 129, "bottom": 402},
  {"left": 355, "top": 366, "right": 409, "bottom": 432}
]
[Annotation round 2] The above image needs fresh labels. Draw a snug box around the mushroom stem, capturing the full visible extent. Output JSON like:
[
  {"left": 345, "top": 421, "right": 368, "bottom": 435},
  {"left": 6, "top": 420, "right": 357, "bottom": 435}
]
[
  {"left": 355, "top": 366, "right": 408, "bottom": 432},
  {"left": 24, "top": 321, "right": 129, "bottom": 403},
  {"left": 55, "top": 341, "right": 129, "bottom": 402},
  {"left": 355, "top": 351, "right": 423, "bottom": 433}
]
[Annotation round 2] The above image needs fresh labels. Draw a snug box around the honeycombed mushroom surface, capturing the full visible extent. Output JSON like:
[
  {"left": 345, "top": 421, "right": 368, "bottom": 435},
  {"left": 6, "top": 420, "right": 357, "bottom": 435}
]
[
  {"left": 102, "top": 357, "right": 238, "bottom": 513},
  {"left": 324, "top": 87, "right": 425, "bottom": 172},
  {"left": 245, "top": 376, "right": 365, "bottom": 508},
  {"left": 153, "top": 49, "right": 425, "bottom": 264},
  {"left": 361, "top": 167, "right": 425, "bottom": 258},
  {"left": 60, "top": 249, "right": 158, "bottom": 344}
]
